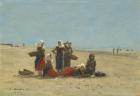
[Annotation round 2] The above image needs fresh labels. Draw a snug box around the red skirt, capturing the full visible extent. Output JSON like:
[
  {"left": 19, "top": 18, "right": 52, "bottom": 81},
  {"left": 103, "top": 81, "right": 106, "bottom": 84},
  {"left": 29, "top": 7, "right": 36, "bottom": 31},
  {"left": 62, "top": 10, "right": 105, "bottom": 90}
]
[
  {"left": 47, "top": 69, "right": 58, "bottom": 77},
  {"left": 35, "top": 57, "right": 45, "bottom": 71},
  {"left": 62, "top": 67, "right": 74, "bottom": 77}
]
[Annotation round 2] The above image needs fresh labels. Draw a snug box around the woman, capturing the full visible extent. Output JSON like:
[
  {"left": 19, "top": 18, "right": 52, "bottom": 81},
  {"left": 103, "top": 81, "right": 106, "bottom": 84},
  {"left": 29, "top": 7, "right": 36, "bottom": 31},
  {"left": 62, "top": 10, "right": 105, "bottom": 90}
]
[
  {"left": 85, "top": 53, "right": 96, "bottom": 75},
  {"left": 52, "top": 40, "right": 65, "bottom": 72},
  {"left": 34, "top": 40, "right": 45, "bottom": 76},
  {"left": 64, "top": 41, "right": 73, "bottom": 67},
  {"left": 43, "top": 53, "right": 53, "bottom": 77}
]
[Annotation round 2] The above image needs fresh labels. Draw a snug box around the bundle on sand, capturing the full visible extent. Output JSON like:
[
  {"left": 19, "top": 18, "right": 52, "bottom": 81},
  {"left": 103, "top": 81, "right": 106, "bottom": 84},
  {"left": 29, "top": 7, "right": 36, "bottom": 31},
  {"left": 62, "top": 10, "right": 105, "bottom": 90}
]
[
  {"left": 95, "top": 71, "right": 106, "bottom": 77},
  {"left": 19, "top": 69, "right": 34, "bottom": 75},
  {"left": 71, "top": 55, "right": 78, "bottom": 60},
  {"left": 28, "top": 51, "right": 38, "bottom": 57}
]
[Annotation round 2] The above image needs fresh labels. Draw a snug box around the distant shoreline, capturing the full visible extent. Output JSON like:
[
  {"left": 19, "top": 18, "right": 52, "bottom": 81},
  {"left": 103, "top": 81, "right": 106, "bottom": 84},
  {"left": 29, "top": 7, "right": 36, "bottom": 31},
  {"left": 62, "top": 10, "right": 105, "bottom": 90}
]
[
  {"left": 0, "top": 43, "right": 139, "bottom": 51},
  {"left": 0, "top": 44, "right": 139, "bottom": 56}
]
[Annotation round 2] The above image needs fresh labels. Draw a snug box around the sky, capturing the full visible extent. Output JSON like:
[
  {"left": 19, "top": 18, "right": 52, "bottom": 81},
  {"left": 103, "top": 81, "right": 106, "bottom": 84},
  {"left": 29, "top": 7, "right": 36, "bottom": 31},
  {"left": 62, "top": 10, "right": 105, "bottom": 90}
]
[{"left": 0, "top": 0, "right": 140, "bottom": 49}]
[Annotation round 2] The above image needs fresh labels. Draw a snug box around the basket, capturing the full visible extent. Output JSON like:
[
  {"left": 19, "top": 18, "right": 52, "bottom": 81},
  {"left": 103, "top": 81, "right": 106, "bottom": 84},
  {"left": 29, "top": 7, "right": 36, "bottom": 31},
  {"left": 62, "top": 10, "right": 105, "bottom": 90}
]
[
  {"left": 71, "top": 55, "right": 78, "bottom": 60},
  {"left": 28, "top": 51, "right": 38, "bottom": 57}
]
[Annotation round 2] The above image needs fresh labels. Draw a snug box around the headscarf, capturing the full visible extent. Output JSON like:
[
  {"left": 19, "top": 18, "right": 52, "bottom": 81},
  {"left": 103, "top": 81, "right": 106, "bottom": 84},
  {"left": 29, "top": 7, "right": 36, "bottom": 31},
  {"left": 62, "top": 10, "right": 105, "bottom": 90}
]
[
  {"left": 46, "top": 53, "right": 53, "bottom": 63},
  {"left": 36, "top": 40, "right": 44, "bottom": 48},
  {"left": 89, "top": 53, "right": 95, "bottom": 60},
  {"left": 58, "top": 40, "right": 64, "bottom": 48}
]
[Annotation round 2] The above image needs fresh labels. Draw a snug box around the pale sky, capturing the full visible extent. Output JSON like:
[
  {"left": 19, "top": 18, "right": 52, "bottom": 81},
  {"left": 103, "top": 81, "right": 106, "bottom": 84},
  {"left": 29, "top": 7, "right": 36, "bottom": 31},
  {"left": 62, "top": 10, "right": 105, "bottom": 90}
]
[{"left": 0, "top": 0, "right": 140, "bottom": 49}]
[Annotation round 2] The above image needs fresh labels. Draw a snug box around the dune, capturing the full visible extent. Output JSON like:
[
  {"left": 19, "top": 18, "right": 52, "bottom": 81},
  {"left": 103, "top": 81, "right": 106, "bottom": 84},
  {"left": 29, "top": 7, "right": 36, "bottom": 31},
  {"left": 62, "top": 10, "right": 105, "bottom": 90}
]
[{"left": 0, "top": 45, "right": 140, "bottom": 96}]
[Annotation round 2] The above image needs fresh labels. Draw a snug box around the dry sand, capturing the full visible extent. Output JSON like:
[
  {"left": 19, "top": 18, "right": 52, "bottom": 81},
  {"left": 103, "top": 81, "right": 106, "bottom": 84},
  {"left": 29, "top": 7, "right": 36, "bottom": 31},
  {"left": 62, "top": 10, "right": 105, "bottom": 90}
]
[{"left": 0, "top": 45, "right": 140, "bottom": 96}]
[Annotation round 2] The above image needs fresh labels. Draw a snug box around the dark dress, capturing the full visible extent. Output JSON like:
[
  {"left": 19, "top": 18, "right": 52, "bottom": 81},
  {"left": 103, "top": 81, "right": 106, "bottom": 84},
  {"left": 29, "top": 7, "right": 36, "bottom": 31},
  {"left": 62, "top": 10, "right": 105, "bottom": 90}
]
[
  {"left": 52, "top": 46, "right": 64, "bottom": 70},
  {"left": 64, "top": 47, "right": 73, "bottom": 67},
  {"left": 85, "top": 59, "right": 96, "bottom": 75},
  {"left": 43, "top": 60, "right": 53, "bottom": 77}
]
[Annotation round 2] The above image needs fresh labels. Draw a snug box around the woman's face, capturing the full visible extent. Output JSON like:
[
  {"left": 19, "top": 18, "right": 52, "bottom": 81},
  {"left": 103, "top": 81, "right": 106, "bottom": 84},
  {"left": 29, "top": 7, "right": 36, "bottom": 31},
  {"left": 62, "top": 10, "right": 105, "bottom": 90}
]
[
  {"left": 90, "top": 55, "right": 95, "bottom": 60},
  {"left": 37, "top": 47, "right": 42, "bottom": 50},
  {"left": 68, "top": 43, "right": 71, "bottom": 47},
  {"left": 58, "top": 42, "right": 61, "bottom": 46},
  {"left": 66, "top": 43, "right": 69, "bottom": 47}
]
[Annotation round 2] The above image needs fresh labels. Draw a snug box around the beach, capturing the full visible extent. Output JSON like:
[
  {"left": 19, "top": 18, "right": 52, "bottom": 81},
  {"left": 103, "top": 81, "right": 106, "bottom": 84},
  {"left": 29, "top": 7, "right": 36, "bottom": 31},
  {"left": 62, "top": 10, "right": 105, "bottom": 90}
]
[{"left": 0, "top": 45, "right": 140, "bottom": 96}]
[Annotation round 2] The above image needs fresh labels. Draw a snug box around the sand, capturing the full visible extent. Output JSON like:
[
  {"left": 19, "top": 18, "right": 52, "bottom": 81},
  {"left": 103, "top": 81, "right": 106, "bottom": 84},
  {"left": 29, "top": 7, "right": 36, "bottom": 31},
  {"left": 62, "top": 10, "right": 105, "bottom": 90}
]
[{"left": 0, "top": 45, "right": 140, "bottom": 96}]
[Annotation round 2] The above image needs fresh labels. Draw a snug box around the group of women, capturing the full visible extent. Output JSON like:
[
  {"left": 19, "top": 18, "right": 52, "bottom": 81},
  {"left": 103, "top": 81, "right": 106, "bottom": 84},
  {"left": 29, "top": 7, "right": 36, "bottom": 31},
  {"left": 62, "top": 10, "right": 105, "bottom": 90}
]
[
  {"left": 32, "top": 40, "right": 96, "bottom": 77},
  {"left": 52, "top": 40, "right": 73, "bottom": 72}
]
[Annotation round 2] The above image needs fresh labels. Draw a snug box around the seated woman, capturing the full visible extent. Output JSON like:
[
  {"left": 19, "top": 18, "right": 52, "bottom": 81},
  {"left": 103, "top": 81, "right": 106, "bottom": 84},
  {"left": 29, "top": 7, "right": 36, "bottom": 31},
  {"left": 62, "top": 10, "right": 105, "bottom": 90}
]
[
  {"left": 43, "top": 53, "right": 53, "bottom": 77},
  {"left": 61, "top": 53, "right": 96, "bottom": 77},
  {"left": 85, "top": 53, "right": 96, "bottom": 75},
  {"left": 62, "top": 63, "right": 85, "bottom": 77},
  {"left": 73, "top": 63, "right": 86, "bottom": 76}
]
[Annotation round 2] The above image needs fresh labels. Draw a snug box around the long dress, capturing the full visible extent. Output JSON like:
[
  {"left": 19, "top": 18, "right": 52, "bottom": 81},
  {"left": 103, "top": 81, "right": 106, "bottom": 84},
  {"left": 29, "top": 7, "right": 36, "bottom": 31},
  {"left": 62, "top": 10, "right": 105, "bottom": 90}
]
[
  {"left": 64, "top": 47, "right": 73, "bottom": 67},
  {"left": 43, "top": 60, "right": 53, "bottom": 76},
  {"left": 53, "top": 46, "right": 64, "bottom": 70},
  {"left": 35, "top": 48, "right": 45, "bottom": 71}
]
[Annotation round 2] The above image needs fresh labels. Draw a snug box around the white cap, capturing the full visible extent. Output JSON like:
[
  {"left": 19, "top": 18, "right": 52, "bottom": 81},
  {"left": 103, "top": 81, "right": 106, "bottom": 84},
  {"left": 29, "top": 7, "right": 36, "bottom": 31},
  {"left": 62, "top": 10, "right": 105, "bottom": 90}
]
[{"left": 36, "top": 40, "right": 45, "bottom": 48}]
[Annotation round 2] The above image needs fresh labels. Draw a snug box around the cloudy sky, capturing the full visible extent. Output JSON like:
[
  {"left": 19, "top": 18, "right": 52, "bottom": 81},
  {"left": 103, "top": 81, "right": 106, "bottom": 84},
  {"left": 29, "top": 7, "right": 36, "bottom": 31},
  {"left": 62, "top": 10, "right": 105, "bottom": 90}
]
[{"left": 0, "top": 0, "right": 140, "bottom": 49}]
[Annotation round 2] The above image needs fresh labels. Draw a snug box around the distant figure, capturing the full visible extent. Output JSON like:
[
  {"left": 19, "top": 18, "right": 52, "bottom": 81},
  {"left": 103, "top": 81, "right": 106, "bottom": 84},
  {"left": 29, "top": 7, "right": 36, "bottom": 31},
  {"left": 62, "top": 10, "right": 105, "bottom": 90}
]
[
  {"left": 34, "top": 40, "right": 45, "bottom": 76},
  {"left": 68, "top": 42, "right": 73, "bottom": 52},
  {"left": 126, "top": 49, "right": 129, "bottom": 51},
  {"left": 43, "top": 53, "right": 53, "bottom": 77},
  {"left": 23, "top": 43, "right": 25, "bottom": 47},
  {"left": 52, "top": 40, "right": 65, "bottom": 72},
  {"left": 119, "top": 48, "right": 122, "bottom": 51},
  {"left": 117, "top": 48, "right": 119, "bottom": 54},
  {"left": 113, "top": 48, "right": 115, "bottom": 55},
  {"left": 64, "top": 41, "right": 73, "bottom": 67},
  {"left": 85, "top": 53, "right": 96, "bottom": 75}
]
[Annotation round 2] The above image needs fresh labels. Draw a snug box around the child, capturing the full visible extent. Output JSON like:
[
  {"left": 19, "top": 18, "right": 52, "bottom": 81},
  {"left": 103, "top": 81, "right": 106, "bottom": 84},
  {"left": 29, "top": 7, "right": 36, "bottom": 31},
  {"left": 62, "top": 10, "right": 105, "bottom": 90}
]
[
  {"left": 43, "top": 53, "right": 53, "bottom": 77},
  {"left": 85, "top": 53, "right": 96, "bottom": 75}
]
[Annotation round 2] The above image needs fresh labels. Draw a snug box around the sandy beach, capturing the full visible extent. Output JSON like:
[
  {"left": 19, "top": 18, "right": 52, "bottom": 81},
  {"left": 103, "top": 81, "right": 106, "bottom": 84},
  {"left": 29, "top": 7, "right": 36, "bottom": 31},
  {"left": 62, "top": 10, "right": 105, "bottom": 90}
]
[{"left": 0, "top": 45, "right": 140, "bottom": 96}]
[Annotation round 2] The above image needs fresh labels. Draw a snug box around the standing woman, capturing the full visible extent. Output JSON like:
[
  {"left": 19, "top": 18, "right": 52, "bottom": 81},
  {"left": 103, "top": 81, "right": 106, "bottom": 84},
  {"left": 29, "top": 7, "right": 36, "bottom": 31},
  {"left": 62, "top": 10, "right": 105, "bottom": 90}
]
[
  {"left": 52, "top": 40, "right": 65, "bottom": 72},
  {"left": 68, "top": 42, "right": 73, "bottom": 53},
  {"left": 35, "top": 40, "right": 45, "bottom": 76},
  {"left": 64, "top": 41, "right": 73, "bottom": 67}
]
